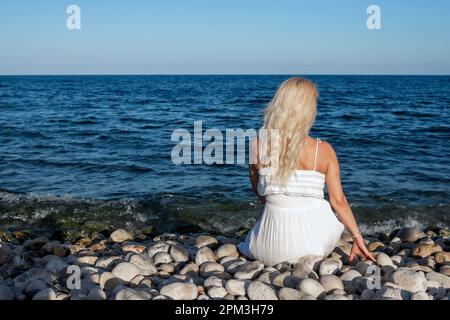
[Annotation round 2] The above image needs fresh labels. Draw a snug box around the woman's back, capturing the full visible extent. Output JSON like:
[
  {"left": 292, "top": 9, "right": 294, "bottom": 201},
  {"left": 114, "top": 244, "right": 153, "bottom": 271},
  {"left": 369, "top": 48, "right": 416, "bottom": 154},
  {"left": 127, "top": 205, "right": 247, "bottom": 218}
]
[{"left": 257, "top": 137, "right": 326, "bottom": 199}]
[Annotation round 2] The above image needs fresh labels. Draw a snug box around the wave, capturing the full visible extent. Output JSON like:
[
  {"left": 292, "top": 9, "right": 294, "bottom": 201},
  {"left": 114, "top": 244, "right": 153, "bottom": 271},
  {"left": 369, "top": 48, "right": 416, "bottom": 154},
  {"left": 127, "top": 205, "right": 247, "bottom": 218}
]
[{"left": 0, "top": 190, "right": 448, "bottom": 237}]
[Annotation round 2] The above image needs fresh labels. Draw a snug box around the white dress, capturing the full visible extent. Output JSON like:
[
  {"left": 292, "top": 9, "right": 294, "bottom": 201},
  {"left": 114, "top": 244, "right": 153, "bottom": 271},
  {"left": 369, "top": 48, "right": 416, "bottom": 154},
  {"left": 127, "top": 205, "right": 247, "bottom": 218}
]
[{"left": 237, "top": 138, "right": 345, "bottom": 266}]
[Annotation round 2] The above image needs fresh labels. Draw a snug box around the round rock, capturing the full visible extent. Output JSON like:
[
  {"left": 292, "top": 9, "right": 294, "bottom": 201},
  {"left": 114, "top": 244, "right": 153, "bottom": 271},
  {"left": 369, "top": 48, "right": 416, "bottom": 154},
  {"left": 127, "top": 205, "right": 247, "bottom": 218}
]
[
  {"left": 110, "top": 229, "right": 133, "bottom": 243},
  {"left": 112, "top": 262, "right": 142, "bottom": 282},
  {"left": 247, "top": 281, "right": 278, "bottom": 300},
  {"left": 160, "top": 282, "right": 198, "bottom": 300}
]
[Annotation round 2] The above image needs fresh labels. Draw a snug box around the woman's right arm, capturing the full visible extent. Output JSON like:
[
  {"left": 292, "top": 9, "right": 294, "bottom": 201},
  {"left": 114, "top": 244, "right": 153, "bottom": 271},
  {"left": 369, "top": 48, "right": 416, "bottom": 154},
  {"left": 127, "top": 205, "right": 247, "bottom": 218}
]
[
  {"left": 249, "top": 138, "right": 265, "bottom": 203},
  {"left": 323, "top": 142, "right": 375, "bottom": 263}
]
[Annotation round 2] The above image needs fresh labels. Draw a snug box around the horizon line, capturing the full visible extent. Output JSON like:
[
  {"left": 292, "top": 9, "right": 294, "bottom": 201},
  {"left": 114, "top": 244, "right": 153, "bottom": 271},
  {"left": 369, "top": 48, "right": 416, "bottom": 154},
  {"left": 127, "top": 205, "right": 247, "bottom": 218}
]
[{"left": 1, "top": 73, "right": 449, "bottom": 77}]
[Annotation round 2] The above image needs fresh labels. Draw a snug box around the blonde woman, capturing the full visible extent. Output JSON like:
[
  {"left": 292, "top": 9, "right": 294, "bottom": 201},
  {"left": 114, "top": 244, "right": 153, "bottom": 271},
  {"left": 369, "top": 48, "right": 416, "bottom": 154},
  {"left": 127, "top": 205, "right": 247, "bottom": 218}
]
[{"left": 238, "top": 77, "right": 375, "bottom": 267}]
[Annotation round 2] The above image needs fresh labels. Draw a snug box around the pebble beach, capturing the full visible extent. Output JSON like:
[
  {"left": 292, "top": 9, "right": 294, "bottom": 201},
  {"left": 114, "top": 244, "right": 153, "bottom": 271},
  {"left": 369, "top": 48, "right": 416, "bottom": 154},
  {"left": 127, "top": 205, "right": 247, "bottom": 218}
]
[{"left": 0, "top": 224, "right": 449, "bottom": 301}]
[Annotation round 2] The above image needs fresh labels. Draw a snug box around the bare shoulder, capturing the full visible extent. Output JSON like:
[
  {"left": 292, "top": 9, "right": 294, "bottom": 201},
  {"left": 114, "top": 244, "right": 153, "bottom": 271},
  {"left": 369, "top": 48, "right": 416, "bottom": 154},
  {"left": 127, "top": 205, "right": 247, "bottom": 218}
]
[{"left": 319, "top": 140, "right": 338, "bottom": 162}]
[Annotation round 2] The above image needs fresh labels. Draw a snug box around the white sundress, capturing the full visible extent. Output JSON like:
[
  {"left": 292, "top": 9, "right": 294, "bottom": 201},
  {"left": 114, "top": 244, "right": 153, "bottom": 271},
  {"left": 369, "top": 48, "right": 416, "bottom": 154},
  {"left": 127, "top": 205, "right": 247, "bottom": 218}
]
[{"left": 237, "top": 138, "right": 345, "bottom": 266}]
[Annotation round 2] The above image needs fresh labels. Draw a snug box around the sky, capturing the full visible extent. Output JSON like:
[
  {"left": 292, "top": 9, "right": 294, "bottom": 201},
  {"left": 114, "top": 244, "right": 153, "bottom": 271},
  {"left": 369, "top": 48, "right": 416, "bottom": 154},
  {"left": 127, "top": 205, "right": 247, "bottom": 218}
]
[{"left": 0, "top": 0, "right": 449, "bottom": 75}]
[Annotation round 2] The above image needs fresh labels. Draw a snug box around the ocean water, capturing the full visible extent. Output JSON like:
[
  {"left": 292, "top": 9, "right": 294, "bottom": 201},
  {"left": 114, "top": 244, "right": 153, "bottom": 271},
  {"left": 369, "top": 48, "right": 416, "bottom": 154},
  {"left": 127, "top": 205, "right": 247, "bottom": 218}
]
[{"left": 0, "top": 75, "right": 449, "bottom": 235}]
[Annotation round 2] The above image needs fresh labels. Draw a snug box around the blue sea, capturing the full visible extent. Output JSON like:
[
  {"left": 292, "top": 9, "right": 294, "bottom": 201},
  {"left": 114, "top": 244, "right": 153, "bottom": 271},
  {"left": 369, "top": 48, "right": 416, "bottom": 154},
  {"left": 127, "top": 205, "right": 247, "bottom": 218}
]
[{"left": 0, "top": 75, "right": 449, "bottom": 235}]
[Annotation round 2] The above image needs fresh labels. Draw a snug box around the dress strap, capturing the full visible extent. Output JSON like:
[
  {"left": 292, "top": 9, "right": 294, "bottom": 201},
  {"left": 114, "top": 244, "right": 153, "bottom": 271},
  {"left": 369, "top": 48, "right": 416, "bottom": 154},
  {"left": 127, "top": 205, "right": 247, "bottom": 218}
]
[{"left": 313, "top": 138, "right": 321, "bottom": 170}]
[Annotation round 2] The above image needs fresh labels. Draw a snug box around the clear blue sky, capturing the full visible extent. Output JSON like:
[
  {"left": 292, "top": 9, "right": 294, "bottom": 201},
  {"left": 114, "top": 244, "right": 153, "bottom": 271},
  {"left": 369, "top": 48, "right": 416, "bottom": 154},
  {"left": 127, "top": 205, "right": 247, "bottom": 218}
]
[{"left": 1, "top": 0, "right": 449, "bottom": 75}]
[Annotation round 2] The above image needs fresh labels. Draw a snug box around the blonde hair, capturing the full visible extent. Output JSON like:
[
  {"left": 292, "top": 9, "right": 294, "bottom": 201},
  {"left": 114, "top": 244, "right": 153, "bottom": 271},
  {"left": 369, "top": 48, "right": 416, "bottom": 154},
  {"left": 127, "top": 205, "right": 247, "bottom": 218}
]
[{"left": 261, "top": 77, "right": 319, "bottom": 185}]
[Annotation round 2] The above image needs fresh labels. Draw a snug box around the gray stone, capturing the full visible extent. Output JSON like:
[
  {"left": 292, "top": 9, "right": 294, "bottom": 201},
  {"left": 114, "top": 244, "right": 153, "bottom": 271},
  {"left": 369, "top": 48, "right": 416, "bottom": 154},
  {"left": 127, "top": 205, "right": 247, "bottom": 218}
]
[
  {"left": 147, "top": 242, "right": 170, "bottom": 257},
  {"left": 195, "top": 246, "right": 216, "bottom": 265},
  {"left": 376, "top": 252, "right": 394, "bottom": 267},
  {"left": 207, "top": 286, "right": 228, "bottom": 299},
  {"left": 195, "top": 235, "right": 218, "bottom": 248},
  {"left": 87, "top": 287, "right": 107, "bottom": 300},
  {"left": 112, "top": 262, "right": 142, "bottom": 282},
  {"left": 324, "top": 294, "right": 349, "bottom": 300},
  {"left": 411, "top": 291, "right": 431, "bottom": 300},
  {"left": 319, "top": 259, "right": 342, "bottom": 276},
  {"left": 110, "top": 229, "right": 133, "bottom": 243},
  {"left": 278, "top": 287, "right": 303, "bottom": 300},
  {"left": 426, "top": 272, "right": 450, "bottom": 288},
  {"left": 395, "top": 227, "right": 426, "bottom": 243},
  {"left": 360, "top": 288, "right": 375, "bottom": 300},
  {"left": 153, "top": 252, "right": 173, "bottom": 265},
  {"left": 225, "top": 279, "right": 249, "bottom": 296},
  {"left": 373, "top": 287, "right": 405, "bottom": 300},
  {"left": 169, "top": 244, "right": 189, "bottom": 262},
  {"left": 234, "top": 261, "right": 264, "bottom": 280},
  {"left": 215, "top": 244, "right": 239, "bottom": 259},
  {"left": 247, "top": 281, "right": 278, "bottom": 300},
  {"left": 0, "top": 285, "right": 14, "bottom": 300},
  {"left": 294, "top": 255, "right": 323, "bottom": 273},
  {"left": 129, "top": 254, "right": 157, "bottom": 276},
  {"left": 391, "top": 268, "right": 428, "bottom": 293},
  {"left": 32, "top": 288, "right": 56, "bottom": 300},
  {"left": 115, "top": 288, "right": 152, "bottom": 300},
  {"left": 45, "top": 258, "right": 69, "bottom": 274},
  {"left": 204, "top": 275, "right": 225, "bottom": 289},
  {"left": 320, "top": 275, "right": 344, "bottom": 293},
  {"left": 298, "top": 279, "right": 325, "bottom": 298},
  {"left": 340, "top": 269, "right": 362, "bottom": 285},
  {"left": 160, "top": 282, "right": 198, "bottom": 300},
  {"left": 199, "top": 261, "right": 225, "bottom": 277}
]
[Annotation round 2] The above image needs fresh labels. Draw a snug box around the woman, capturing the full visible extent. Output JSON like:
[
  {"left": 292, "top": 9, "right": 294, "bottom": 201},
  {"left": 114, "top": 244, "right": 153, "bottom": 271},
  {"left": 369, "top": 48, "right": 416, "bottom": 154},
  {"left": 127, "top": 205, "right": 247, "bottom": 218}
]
[{"left": 238, "top": 77, "right": 375, "bottom": 267}]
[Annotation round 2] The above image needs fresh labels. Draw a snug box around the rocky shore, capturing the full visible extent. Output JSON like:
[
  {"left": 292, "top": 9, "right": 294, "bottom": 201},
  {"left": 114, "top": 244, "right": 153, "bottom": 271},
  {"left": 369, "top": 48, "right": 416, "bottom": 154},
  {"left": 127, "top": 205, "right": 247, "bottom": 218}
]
[{"left": 0, "top": 225, "right": 449, "bottom": 300}]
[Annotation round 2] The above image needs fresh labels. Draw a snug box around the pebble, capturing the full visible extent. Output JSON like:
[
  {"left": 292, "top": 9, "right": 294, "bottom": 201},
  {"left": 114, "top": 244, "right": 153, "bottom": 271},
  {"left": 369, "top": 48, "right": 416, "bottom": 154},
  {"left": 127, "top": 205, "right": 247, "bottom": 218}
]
[
  {"left": 87, "top": 287, "right": 107, "bottom": 300},
  {"left": 434, "top": 252, "right": 450, "bottom": 264},
  {"left": 247, "top": 281, "right": 278, "bottom": 300},
  {"left": 179, "top": 263, "right": 199, "bottom": 276},
  {"left": 294, "top": 255, "right": 323, "bottom": 273},
  {"left": 391, "top": 268, "right": 428, "bottom": 293},
  {"left": 395, "top": 227, "right": 426, "bottom": 243},
  {"left": 324, "top": 294, "right": 349, "bottom": 300},
  {"left": 199, "top": 262, "right": 225, "bottom": 277},
  {"left": 196, "top": 235, "right": 218, "bottom": 248},
  {"left": 215, "top": 244, "right": 239, "bottom": 259},
  {"left": 319, "top": 259, "right": 342, "bottom": 275},
  {"left": 110, "top": 229, "right": 133, "bottom": 243},
  {"left": 153, "top": 252, "right": 173, "bottom": 265},
  {"left": 203, "top": 275, "right": 225, "bottom": 288},
  {"left": 278, "top": 287, "right": 303, "bottom": 300},
  {"left": 373, "top": 287, "right": 405, "bottom": 300},
  {"left": 411, "top": 291, "right": 431, "bottom": 300},
  {"left": 298, "top": 279, "right": 325, "bottom": 299},
  {"left": 147, "top": 242, "right": 170, "bottom": 257},
  {"left": 32, "top": 288, "right": 56, "bottom": 300},
  {"left": 376, "top": 252, "right": 394, "bottom": 267},
  {"left": 0, "top": 226, "right": 448, "bottom": 301},
  {"left": 412, "top": 244, "right": 442, "bottom": 258},
  {"left": 0, "top": 285, "right": 14, "bottom": 300},
  {"left": 340, "top": 269, "right": 362, "bottom": 285},
  {"left": 129, "top": 254, "right": 157, "bottom": 276},
  {"left": 225, "top": 279, "right": 249, "bottom": 296},
  {"left": 115, "top": 287, "right": 152, "bottom": 300},
  {"left": 112, "top": 262, "right": 142, "bottom": 282},
  {"left": 160, "top": 282, "right": 198, "bottom": 300},
  {"left": 195, "top": 246, "right": 216, "bottom": 265},
  {"left": 234, "top": 261, "right": 264, "bottom": 280},
  {"left": 426, "top": 271, "right": 450, "bottom": 288},
  {"left": 169, "top": 244, "right": 189, "bottom": 262},
  {"left": 207, "top": 285, "right": 228, "bottom": 299},
  {"left": 320, "top": 275, "right": 344, "bottom": 293}
]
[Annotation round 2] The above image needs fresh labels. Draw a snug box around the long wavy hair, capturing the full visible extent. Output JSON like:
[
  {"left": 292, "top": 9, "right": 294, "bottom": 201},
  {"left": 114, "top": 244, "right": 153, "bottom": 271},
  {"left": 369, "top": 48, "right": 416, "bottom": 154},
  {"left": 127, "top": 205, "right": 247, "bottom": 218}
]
[{"left": 261, "top": 77, "right": 319, "bottom": 185}]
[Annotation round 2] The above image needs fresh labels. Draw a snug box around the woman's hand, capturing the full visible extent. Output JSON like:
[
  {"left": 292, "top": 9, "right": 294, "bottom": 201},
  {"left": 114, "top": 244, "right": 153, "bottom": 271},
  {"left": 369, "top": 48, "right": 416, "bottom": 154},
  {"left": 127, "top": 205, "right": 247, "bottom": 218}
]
[{"left": 349, "top": 236, "right": 376, "bottom": 263}]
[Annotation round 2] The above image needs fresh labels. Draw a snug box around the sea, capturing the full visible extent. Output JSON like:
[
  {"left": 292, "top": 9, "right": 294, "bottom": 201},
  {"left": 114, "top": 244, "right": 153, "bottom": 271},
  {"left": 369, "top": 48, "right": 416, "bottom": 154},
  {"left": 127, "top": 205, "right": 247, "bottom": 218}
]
[{"left": 0, "top": 75, "right": 449, "bottom": 235}]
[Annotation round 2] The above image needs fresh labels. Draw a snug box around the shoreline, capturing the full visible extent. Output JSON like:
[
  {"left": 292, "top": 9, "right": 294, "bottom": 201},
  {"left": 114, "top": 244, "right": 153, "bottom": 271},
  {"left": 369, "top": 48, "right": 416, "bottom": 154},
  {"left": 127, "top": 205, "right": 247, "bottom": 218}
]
[{"left": 0, "top": 225, "right": 449, "bottom": 300}]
